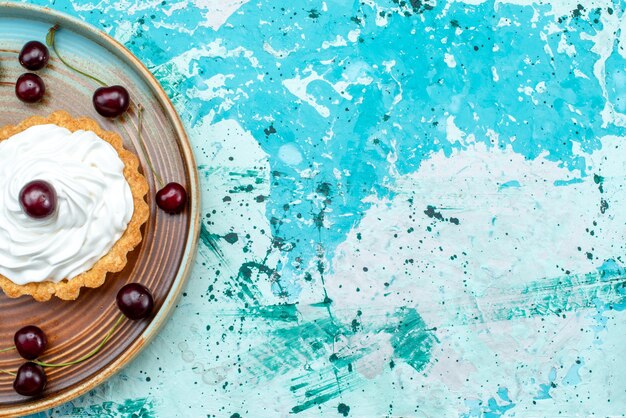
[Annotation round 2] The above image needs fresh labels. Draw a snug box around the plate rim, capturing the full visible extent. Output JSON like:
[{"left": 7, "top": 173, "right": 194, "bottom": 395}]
[{"left": 0, "top": 2, "right": 201, "bottom": 416}]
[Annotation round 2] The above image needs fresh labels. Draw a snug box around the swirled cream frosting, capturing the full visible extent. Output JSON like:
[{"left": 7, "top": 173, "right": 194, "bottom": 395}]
[{"left": 0, "top": 124, "right": 133, "bottom": 284}]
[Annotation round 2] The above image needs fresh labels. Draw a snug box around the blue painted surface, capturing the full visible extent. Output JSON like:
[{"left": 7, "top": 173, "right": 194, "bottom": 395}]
[{"left": 5, "top": 0, "right": 626, "bottom": 416}]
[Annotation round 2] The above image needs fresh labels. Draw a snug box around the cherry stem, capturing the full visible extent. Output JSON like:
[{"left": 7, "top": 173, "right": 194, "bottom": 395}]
[
  {"left": 0, "top": 82, "right": 13, "bottom": 87},
  {"left": 0, "top": 369, "right": 15, "bottom": 377},
  {"left": 46, "top": 24, "right": 107, "bottom": 87},
  {"left": 136, "top": 104, "right": 165, "bottom": 188},
  {"left": 0, "top": 346, "right": 14, "bottom": 353},
  {"left": 0, "top": 48, "right": 18, "bottom": 54},
  {"left": 34, "top": 315, "right": 124, "bottom": 368}
]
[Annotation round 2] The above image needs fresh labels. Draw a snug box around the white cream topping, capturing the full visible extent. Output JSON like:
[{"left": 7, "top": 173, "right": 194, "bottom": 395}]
[{"left": 0, "top": 124, "right": 134, "bottom": 284}]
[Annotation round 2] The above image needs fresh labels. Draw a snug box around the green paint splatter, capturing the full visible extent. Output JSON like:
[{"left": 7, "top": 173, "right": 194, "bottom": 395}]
[
  {"left": 228, "top": 261, "right": 275, "bottom": 304},
  {"left": 263, "top": 124, "right": 277, "bottom": 136},
  {"left": 313, "top": 210, "right": 325, "bottom": 229},
  {"left": 199, "top": 222, "right": 225, "bottom": 262},
  {"left": 228, "top": 169, "right": 261, "bottom": 178},
  {"left": 291, "top": 392, "right": 338, "bottom": 414},
  {"left": 239, "top": 303, "right": 299, "bottom": 322},
  {"left": 594, "top": 173, "right": 604, "bottom": 193},
  {"left": 223, "top": 232, "right": 239, "bottom": 244},
  {"left": 316, "top": 182, "right": 332, "bottom": 196},
  {"left": 290, "top": 369, "right": 362, "bottom": 414},
  {"left": 229, "top": 184, "right": 255, "bottom": 193},
  {"left": 337, "top": 403, "right": 351, "bottom": 416}
]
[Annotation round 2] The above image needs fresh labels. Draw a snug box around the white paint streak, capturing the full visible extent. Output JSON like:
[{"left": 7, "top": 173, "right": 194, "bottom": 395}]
[
  {"left": 321, "top": 35, "right": 348, "bottom": 49},
  {"left": 278, "top": 144, "right": 303, "bottom": 166},
  {"left": 444, "top": 53, "right": 457, "bottom": 68},
  {"left": 445, "top": 116, "right": 466, "bottom": 144},
  {"left": 491, "top": 66, "right": 499, "bottom": 82},
  {"left": 193, "top": 0, "right": 250, "bottom": 30},
  {"left": 282, "top": 69, "right": 331, "bottom": 118}
]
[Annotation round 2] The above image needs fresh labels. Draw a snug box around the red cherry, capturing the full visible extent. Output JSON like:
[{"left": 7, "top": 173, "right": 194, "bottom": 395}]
[
  {"left": 156, "top": 182, "right": 187, "bottom": 214},
  {"left": 13, "top": 362, "right": 46, "bottom": 396},
  {"left": 116, "top": 283, "right": 154, "bottom": 320},
  {"left": 15, "top": 73, "right": 45, "bottom": 103},
  {"left": 19, "top": 180, "right": 57, "bottom": 219},
  {"left": 14, "top": 326, "right": 47, "bottom": 360},
  {"left": 19, "top": 41, "right": 49, "bottom": 71},
  {"left": 93, "top": 85, "right": 130, "bottom": 117}
]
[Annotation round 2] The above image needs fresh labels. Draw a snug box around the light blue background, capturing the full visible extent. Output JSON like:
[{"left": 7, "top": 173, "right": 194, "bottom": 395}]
[{"left": 7, "top": 0, "right": 626, "bottom": 416}]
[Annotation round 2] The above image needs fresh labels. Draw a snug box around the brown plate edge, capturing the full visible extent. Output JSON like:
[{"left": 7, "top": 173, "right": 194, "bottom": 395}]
[{"left": 0, "top": 2, "right": 201, "bottom": 416}]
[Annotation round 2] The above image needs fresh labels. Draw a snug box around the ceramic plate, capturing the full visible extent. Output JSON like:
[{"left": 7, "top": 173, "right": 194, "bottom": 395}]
[{"left": 0, "top": 3, "right": 200, "bottom": 416}]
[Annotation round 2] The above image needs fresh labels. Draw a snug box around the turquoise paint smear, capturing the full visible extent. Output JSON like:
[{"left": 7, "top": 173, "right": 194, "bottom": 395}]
[
  {"left": 439, "top": 264, "right": 626, "bottom": 327},
  {"left": 463, "top": 387, "right": 515, "bottom": 418},
  {"left": 198, "top": 221, "right": 230, "bottom": 266},
  {"left": 553, "top": 178, "right": 584, "bottom": 187},
  {"left": 535, "top": 367, "right": 558, "bottom": 400},
  {"left": 48, "top": 397, "right": 155, "bottom": 417},
  {"left": 498, "top": 180, "right": 520, "bottom": 190},
  {"left": 236, "top": 306, "right": 436, "bottom": 413},
  {"left": 589, "top": 261, "right": 626, "bottom": 333},
  {"left": 238, "top": 303, "right": 300, "bottom": 322},
  {"left": 485, "top": 395, "right": 515, "bottom": 417},
  {"left": 562, "top": 359, "right": 584, "bottom": 386},
  {"left": 290, "top": 368, "right": 363, "bottom": 414},
  {"left": 496, "top": 387, "right": 512, "bottom": 403},
  {"left": 463, "top": 399, "right": 483, "bottom": 417},
  {"left": 386, "top": 308, "right": 438, "bottom": 372}
]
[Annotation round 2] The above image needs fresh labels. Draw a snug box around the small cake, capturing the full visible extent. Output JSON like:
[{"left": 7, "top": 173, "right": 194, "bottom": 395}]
[{"left": 0, "top": 111, "right": 149, "bottom": 301}]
